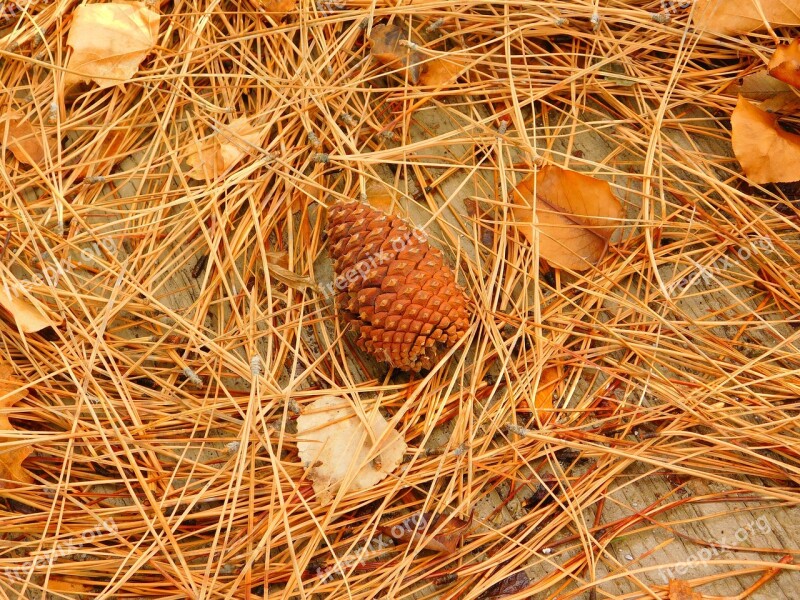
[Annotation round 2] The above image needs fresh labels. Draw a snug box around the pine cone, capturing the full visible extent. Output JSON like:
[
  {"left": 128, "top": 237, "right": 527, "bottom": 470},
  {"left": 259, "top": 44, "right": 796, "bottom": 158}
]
[{"left": 326, "top": 200, "right": 470, "bottom": 371}]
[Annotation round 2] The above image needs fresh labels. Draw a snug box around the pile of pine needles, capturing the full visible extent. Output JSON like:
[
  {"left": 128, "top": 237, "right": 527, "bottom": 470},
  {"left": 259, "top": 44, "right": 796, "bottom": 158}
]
[{"left": 0, "top": 0, "right": 798, "bottom": 598}]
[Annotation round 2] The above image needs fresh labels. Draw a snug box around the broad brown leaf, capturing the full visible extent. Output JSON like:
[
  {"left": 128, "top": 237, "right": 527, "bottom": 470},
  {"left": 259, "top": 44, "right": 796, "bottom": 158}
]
[
  {"left": 768, "top": 38, "right": 800, "bottom": 89},
  {"left": 477, "top": 571, "right": 531, "bottom": 599},
  {"left": 510, "top": 165, "right": 624, "bottom": 271},
  {"left": 186, "top": 117, "right": 263, "bottom": 180},
  {"left": 527, "top": 367, "right": 559, "bottom": 423},
  {"left": 369, "top": 23, "right": 462, "bottom": 88},
  {"left": 0, "top": 271, "right": 60, "bottom": 333},
  {"left": 731, "top": 95, "right": 800, "bottom": 184},
  {"left": 692, "top": 0, "right": 800, "bottom": 35},
  {"left": 46, "top": 578, "right": 92, "bottom": 594},
  {"left": 668, "top": 580, "right": 704, "bottom": 600},
  {"left": 64, "top": 2, "right": 160, "bottom": 90},
  {"left": 370, "top": 23, "right": 424, "bottom": 84},
  {"left": 260, "top": 0, "right": 297, "bottom": 16},
  {"left": 384, "top": 511, "right": 472, "bottom": 554},
  {"left": 0, "top": 357, "right": 33, "bottom": 488},
  {"left": 735, "top": 70, "right": 800, "bottom": 114},
  {"left": 2, "top": 112, "right": 51, "bottom": 166}
]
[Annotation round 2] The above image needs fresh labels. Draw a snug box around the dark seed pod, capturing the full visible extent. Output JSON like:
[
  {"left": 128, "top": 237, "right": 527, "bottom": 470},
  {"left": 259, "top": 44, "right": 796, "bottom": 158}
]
[{"left": 326, "top": 200, "right": 469, "bottom": 371}]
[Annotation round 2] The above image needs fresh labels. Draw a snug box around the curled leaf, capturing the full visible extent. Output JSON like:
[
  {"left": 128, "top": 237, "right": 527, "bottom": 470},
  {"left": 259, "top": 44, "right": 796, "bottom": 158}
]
[
  {"left": 0, "top": 357, "right": 33, "bottom": 488},
  {"left": 2, "top": 112, "right": 51, "bottom": 166},
  {"left": 65, "top": 2, "right": 160, "bottom": 90},
  {"left": 383, "top": 511, "right": 472, "bottom": 554},
  {"left": 186, "top": 117, "right": 263, "bottom": 180},
  {"left": 296, "top": 396, "right": 407, "bottom": 505},
  {"left": 510, "top": 165, "right": 624, "bottom": 271},
  {"left": 0, "top": 272, "right": 60, "bottom": 333},
  {"left": 768, "top": 38, "right": 800, "bottom": 89},
  {"left": 692, "top": 0, "right": 800, "bottom": 36},
  {"left": 731, "top": 95, "right": 800, "bottom": 184}
]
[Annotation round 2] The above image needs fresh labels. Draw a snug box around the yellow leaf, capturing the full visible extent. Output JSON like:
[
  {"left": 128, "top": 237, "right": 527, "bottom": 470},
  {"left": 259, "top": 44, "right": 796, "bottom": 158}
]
[
  {"left": 768, "top": 38, "right": 800, "bottom": 90},
  {"left": 510, "top": 165, "right": 624, "bottom": 271},
  {"left": 0, "top": 272, "right": 60, "bottom": 333},
  {"left": 731, "top": 95, "right": 800, "bottom": 184},
  {"left": 692, "top": 0, "right": 800, "bottom": 36},
  {"left": 0, "top": 356, "right": 33, "bottom": 488},
  {"left": 64, "top": 2, "right": 160, "bottom": 90},
  {"left": 2, "top": 112, "right": 50, "bottom": 166},
  {"left": 186, "top": 117, "right": 263, "bottom": 181}
]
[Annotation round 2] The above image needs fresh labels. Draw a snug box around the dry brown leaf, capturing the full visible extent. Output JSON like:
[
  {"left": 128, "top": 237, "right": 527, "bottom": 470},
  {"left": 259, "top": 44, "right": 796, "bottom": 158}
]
[
  {"left": 735, "top": 70, "right": 800, "bottom": 114},
  {"left": 731, "top": 95, "right": 800, "bottom": 184},
  {"left": 296, "top": 396, "right": 407, "bottom": 505},
  {"left": 0, "top": 272, "right": 60, "bottom": 333},
  {"left": 64, "top": 2, "right": 160, "bottom": 90},
  {"left": 369, "top": 23, "right": 461, "bottom": 88},
  {"left": 477, "top": 572, "right": 531, "bottom": 599},
  {"left": 768, "top": 38, "right": 800, "bottom": 89},
  {"left": 186, "top": 117, "right": 263, "bottom": 180},
  {"left": 260, "top": 0, "right": 296, "bottom": 16},
  {"left": 668, "top": 580, "right": 704, "bottom": 600},
  {"left": 383, "top": 511, "right": 472, "bottom": 554},
  {"left": 45, "top": 579, "right": 92, "bottom": 595},
  {"left": 73, "top": 128, "right": 129, "bottom": 180},
  {"left": 0, "top": 357, "right": 33, "bottom": 488},
  {"left": 370, "top": 23, "right": 424, "bottom": 84},
  {"left": 418, "top": 56, "right": 463, "bottom": 87},
  {"left": 510, "top": 165, "right": 624, "bottom": 271},
  {"left": 2, "top": 112, "right": 50, "bottom": 166},
  {"left": 527, "top": 367, "right": 559, "bottom": 422},
  {"left": 692, "top": 0, "right": 800, "bottom": 35},
  {"left": 364, "top": 179, "right": 396, "bottom": 213}
]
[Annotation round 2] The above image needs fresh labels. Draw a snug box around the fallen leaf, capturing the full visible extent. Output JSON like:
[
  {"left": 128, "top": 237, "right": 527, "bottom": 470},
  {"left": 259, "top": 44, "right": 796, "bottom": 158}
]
[
  {"left": 731, "top": 95, "right": 800, "bottom": 184},
  {"left": 768, "top": 38, "right": 800, "bottom": 89},
  {"left": 692, "top": 0, "right": 800, "bottom": 35},
  {"left": 510, "top": 165, "right": 624, "bottom": 271},
  {"left": 2, "top": 112, "right": 51, "bottom": 166},
  {"left": 45, "top": 578, "right": 92, "bottom": 595},
  {"left": 668, "top": 579, "right": 704, "bottom": 600},
  {"left": 296, "top": 396, "right": 407, "bottom": 505},
  {"left": 526, "top": 367, "right": 559, "bottom": 422},
  {"left": 0, "top": 272, "right": 60, "bottom": 333},
  {"left": 364, "top": 179, "right": 396, "bottom": 213},
  {"left": 64, "top": 2, "right": 160, "bottom": 90},
  {"left": 370, "top": 23, "right": 461, "bottom": 88},
  {"left": 0, "top": 357, "right": 33, "bottom": 488},
  {"left": 370, "top": 23, "right": 424, "bottom": 84},
  {"left": 383, "top": 511, "right": 472, "bottom": 553},
  {"left": 477, "top": 571, "right": 531, "bottom": 599},
  {"left": 418, "top": 56, "right": 463, "bottom": 87},
  {"left": 260, "top": 0, "right": 296, "bottom": 16},
  {"left": 735, "top": 70, "right": 800, "bottom": 114},
  {"left": 264, "top": 251, "right": 314, "bottom": 290},
  {"left": 72, "top": 127, "right": 129, "bottom": 180},
  {"left": 186, "top": 117, "right": 263, "bottom": 180}
]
